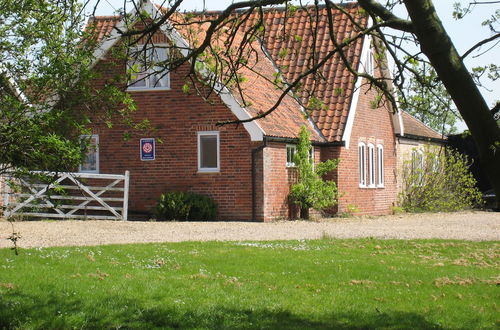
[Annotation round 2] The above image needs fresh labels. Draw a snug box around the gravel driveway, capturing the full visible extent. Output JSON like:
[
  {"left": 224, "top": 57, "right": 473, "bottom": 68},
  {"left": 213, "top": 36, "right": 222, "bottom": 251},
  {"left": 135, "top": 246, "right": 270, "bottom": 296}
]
[{"left": 0, "top": 211, "right": 499, "bottom": 248}]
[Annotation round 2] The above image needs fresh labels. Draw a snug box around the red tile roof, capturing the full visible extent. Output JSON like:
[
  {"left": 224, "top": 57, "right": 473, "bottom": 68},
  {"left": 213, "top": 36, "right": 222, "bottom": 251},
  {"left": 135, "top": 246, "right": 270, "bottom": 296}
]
[
  {"left": 401, "top": 111, "right": 446, "bottom": 140},
  {"left": 85, "top": 16, "right": 121, "bottom": 42},
  {"left": 238, "top": 5, "right": 367, "bottom": 142},
  {"left": 86, "top": 4, "right": 371, "bottom": 142}
]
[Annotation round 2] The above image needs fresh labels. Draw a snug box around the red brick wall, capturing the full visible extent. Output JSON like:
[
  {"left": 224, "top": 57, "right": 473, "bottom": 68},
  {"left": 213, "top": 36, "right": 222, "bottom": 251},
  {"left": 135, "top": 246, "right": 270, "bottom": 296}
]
[
  {"left": 334, "top": 80, "right": 398, "bottom": 215},
  {"left": 90, "top": 39, "right": 260, "bottom": 221},
  {"left": 262, "top": 142, "right": 322, "bottom": 220}
]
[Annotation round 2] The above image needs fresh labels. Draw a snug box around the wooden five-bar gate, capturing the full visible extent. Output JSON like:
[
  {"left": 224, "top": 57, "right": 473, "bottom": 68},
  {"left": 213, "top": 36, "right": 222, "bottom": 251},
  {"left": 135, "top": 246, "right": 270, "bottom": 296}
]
[{"left": 1, "top": 171, "right": 129, "bottom": 220}]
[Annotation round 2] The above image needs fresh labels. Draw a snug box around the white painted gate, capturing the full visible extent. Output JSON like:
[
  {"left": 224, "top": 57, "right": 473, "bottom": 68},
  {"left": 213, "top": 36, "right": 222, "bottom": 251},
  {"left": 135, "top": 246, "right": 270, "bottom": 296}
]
[{"left": 1, "top": 171, "right": 129, "bottom": 220}]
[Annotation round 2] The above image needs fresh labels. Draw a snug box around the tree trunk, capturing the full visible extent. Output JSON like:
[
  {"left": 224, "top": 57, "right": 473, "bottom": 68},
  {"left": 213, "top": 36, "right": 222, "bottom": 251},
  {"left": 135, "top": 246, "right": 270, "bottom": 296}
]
[
  {"left": 403, "top": 0, "right": 500, "bottom": 207},
  {"left": 300, "top": 207, "right": 310, "bottom": 220}
]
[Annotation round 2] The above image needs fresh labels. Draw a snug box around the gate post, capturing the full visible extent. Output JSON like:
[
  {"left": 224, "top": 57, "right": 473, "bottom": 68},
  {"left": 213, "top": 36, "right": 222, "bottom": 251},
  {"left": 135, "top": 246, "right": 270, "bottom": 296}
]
[{"left": 122, "top": 170, "right": 130, "bottom": 221}]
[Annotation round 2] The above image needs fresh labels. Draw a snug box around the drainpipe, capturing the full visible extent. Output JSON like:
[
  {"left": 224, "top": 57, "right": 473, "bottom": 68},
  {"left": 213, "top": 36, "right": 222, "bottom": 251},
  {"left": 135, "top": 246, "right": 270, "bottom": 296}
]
[{"left": 251, "top": 138, "right": 267, "bottom": 221}]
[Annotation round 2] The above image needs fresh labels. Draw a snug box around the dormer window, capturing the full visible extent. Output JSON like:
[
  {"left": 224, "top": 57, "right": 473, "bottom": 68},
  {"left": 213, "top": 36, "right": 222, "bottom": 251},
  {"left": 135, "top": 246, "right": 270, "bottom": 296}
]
[{"left": 127, "top": 44, "right": 170, "bottom": 90}]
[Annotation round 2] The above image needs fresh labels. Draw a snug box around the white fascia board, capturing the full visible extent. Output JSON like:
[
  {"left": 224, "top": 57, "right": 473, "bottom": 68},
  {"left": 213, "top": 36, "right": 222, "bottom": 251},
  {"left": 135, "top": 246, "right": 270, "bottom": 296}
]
[
  {"left": 0, "top": 65, "right": 29, "bottom": 105},
  {"left": 341, "top": 18, "right": 372, "bottom": 150}
]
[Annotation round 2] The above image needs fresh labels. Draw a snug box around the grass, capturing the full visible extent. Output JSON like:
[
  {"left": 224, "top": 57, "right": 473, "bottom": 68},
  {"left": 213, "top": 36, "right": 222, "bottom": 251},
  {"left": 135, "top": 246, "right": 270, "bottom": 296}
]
[{"left": 0, "top": 238, "right": 498, "bottom": 329}]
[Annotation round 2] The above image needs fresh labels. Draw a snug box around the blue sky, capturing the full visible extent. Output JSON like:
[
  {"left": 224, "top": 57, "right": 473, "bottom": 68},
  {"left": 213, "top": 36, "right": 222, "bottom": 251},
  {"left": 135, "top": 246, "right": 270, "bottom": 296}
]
[{"left": 88, "top": 0, "right": 499, "bottom": 131}]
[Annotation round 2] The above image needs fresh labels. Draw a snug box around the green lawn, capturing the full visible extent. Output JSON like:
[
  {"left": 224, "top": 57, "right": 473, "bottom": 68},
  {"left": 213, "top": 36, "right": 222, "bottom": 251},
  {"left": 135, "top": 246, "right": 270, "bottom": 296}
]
[{"left": 0, "top": 238, "right": 498, "bottom": 329}]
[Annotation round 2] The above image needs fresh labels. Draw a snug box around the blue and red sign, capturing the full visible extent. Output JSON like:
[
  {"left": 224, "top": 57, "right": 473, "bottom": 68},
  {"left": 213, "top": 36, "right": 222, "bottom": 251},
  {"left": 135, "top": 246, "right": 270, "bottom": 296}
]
[{"left": 140, "top": 138, "right": 155, "bottom": 161}]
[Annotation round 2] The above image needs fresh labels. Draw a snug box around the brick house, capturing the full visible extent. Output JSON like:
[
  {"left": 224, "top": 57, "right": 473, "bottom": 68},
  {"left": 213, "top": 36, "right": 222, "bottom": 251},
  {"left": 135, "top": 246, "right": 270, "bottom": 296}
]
[{"left": 81, "top": 0, "right": 444, "bottom": 221}]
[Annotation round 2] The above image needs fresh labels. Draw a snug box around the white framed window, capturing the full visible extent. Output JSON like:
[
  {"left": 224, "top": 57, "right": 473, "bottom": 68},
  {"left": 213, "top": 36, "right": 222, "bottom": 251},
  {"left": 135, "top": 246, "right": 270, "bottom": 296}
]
[
  {"left": 411, "top": 149, "right": 424, "bottom": 172},
  {"left": 358, "top": 142, "right": 366, "bottom": 187},
  {"left": 368, "top": 143, "right": 375, "bottom": 187},
  {"left": 377, "top": 144, "right": 384, "bottom": 187},
  {"left": 286, "top": 144, "right": 296, "bottom": 167},
  {"left": 309, "top": 146, "right": 314, "bottom": 164},
  {"left": 127, "top": 44, "right": 170, "bottom": 91},
  {"left": 79, "top": 135, "right": 99, "bottom": 173},
  {"left": 198, "top": 131, "right": 220, "bottom": 172}
]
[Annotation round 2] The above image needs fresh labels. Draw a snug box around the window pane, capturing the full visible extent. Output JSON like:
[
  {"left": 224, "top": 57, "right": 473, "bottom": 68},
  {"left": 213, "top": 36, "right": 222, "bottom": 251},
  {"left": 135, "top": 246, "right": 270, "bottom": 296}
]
[
  {"left": 286, "top": 145, "right": 296, "bottom": 166},
  {"left": 80, "top": 135, "right": 98, "bottom": 172},
  {"left": 200, "top": 135, "right": 218, "bottom": 168},
  {"left": 359, "top": 144, "right": 365, "bottom": 185}
]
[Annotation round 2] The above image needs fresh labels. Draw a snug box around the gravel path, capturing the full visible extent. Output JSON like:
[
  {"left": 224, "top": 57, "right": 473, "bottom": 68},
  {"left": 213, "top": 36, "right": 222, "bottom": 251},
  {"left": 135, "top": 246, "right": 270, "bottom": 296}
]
[{"left": 0, "top": 211, "right": 499, "bottom": 248}]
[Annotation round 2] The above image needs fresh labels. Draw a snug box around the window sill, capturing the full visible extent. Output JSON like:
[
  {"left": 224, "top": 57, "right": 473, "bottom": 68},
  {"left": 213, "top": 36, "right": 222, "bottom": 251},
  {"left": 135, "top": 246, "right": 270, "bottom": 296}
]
[
  {"left": 359, "top": 185, "right": 380, "bottom": 189},
  {"left": 197, "top": 169, "right": 220, "bottom": 174},
  {"left": 127, "top": 87, "right": 171, "bottom": 92}
]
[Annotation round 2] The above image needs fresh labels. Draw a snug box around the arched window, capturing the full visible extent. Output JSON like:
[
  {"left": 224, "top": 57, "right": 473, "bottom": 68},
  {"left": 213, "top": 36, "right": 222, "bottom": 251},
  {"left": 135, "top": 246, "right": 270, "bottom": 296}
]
[
  {"left": 358, "top": 142, "right": 366, "bottom": 187},
  {"left": 368, "top": 144, "right": 375, "bottom": 187}
]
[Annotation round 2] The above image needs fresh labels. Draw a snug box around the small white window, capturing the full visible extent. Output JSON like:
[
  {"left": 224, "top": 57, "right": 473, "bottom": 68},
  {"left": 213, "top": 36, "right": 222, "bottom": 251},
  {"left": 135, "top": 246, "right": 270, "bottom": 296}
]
[
  {"left": 286, "top": 144, "right": 296, "bottom": 167},
  {"left": 198, "top": 131, "right": 220, "bottom": 172},
  {"left": 377, "top": 144, "right": 384, "bottom": 187},
  {"left": 358, "top": 142, "right": 366, "bottom": 187},
  {"left": 79, "top": 135, "right": 99, "bottom": 173},
  {"left": 128, "top": 44, "right": 170, "bottom": 90},
  {"left": 368, "top": 143, "right": 375, "bottom": 187}
]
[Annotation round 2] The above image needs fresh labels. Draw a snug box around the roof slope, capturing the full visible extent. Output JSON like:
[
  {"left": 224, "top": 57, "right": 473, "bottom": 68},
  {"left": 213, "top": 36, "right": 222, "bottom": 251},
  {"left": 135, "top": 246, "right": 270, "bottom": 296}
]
[
  {"left": 201, "top": 4, "right": 367, "bottom": 142},
  {"left": 401, "top": 111, "right": 446, "bottom": 140}
]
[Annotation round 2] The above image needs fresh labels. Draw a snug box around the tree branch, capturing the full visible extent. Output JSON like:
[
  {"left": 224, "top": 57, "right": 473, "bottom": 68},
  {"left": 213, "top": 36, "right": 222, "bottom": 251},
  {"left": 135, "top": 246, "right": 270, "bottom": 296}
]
[
  {"left": 358, "top": 0, "right": 415, "bottom": 33},
  {"left": 461, "top": 32, "right": 500, "bottom": 59}
]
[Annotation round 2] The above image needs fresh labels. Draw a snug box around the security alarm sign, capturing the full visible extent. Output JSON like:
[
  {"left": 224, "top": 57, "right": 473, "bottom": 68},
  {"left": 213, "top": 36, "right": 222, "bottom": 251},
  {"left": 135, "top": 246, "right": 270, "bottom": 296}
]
[{"left": 140, "top": 138, "right": 155, "bottom": 161}]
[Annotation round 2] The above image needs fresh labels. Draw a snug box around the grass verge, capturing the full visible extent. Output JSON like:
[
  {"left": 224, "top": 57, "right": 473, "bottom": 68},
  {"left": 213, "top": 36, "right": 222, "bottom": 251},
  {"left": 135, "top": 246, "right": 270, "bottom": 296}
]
[{"left": 0, "top": 238, "right": 498, "bottom": 329}]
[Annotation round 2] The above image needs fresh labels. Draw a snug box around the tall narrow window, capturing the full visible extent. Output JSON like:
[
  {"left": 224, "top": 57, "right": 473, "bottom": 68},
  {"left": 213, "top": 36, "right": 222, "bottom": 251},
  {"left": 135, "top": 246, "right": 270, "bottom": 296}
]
[
  {"left": 128, "top": 44, "right": 170, "bottom": 90},
  {"left": 377, "top": 144, "right": 384, "bottom": 187},
  {"left": 79, "top": 135, "right": 99, "bottom": 173},
  {"left": 358, "top": 142, "right": 366, "bottom": 187},
  {"left": 411, "top": 149, "right": 424, "bottom": 184},
  {"left": 286, "top": 144, "right": 296, "bottom": 167},
  {"left": 368, "top": 143, "right": 375, "bottom": 187},
  {"left": 198, "top": 131, "right": 220, "bottom": 172}
]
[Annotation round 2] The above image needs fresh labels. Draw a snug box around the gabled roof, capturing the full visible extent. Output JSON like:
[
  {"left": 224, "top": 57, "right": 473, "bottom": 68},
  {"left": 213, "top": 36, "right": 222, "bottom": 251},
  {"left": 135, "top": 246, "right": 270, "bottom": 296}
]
[
  {"left": 198, "top": 4, "right": 367, "bottom": 142},
  {"left": 86, "top": 2, "right": 370, "bottom": 142},
  {"left": 86, "top": 4, "right": 322, "bottom": 142},
  {"left": 400, "top": 111, "right": 446, "bottom": 140}
]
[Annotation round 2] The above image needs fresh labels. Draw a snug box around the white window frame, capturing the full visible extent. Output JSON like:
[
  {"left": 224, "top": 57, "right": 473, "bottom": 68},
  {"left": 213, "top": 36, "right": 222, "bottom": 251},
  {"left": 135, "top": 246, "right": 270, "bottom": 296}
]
[
  {"left": 127, "top": 44, "right": 170, "bottom": 91},
  {"left": 197, "top": 131, "right": 220, "bottom": 173},
  {"left": 377, "top": 144, "right": 384, "bottom": 187},
  {"left": 368, "top": 143, "right": 375, "bottom": 187},
  {"left": 286, "top": 144, "right": 297, "bottom": 167},
  {"left": 411, "top": 149, "right": 424, "bottom": 172},
  {"left": 358, "top": 142, "right": 366, "bottom": 187},
  {"left": 79, "top": 134, "right": 99, "bottom": 174}
]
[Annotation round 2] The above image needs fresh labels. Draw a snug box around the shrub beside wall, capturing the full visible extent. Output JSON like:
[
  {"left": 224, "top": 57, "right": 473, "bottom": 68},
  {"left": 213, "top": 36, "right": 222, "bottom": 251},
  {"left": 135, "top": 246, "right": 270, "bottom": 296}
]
[
  {"left": 399, "top": 148, "right": 483, "bottom": 212},
  {"left": 154, "top": 192, "right": 218, "bottom": 221}
]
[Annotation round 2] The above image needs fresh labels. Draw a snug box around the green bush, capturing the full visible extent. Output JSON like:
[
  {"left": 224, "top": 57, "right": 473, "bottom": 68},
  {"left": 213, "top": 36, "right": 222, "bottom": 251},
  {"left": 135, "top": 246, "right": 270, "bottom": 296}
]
[
  {"left": 154, "top": 192, "right": 218, "bottom": 221},
  {"left": 289, "top": 126, "right": 339, "bottom": 219},
  {"left": 399, "top": 147, "right": 483, "bottom": 212}
]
